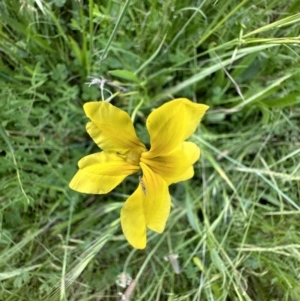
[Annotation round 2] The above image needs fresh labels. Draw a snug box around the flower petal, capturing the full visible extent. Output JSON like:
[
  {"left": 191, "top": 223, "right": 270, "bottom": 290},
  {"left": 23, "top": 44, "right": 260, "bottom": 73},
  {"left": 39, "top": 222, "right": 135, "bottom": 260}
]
[
  {"left": 69, "top": 152, "right": 140, "bottom": 194},
  {"left": 141, "top": 142, "right": 200, "bottom": 184},
  {"left": 121, "top": 185, "right": 147, "bottom": 249},
  {"left": 140, "top": 162, "right": 171, "bottom": 233},
  {"left": 144, "top": 98, "right": 209, "bottom": 157},
  {"left": 170, "top": 166, "right": 195, "bottom": 183},
  {"left": 84, "top": 101, "right": 145, "bottom": 153},
  {"left": 120, "top": 163, "right": 170, "bottom": 249}
]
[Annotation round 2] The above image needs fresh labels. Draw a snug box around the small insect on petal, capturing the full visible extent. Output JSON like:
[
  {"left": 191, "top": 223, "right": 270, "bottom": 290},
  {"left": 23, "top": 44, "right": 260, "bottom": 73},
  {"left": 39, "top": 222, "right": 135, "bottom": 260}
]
[{"left": 139, "top": 176, "right": 146, "bottom": 195}]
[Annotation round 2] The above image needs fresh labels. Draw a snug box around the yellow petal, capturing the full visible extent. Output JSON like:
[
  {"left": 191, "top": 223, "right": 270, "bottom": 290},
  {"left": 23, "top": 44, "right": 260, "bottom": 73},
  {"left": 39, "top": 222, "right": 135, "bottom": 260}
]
[
  {"left": 144, "top": 98, "right": 209, "bottom": 157},
  {"left": 69, "top": 152, "right": 140, "bottom": 194},
  {"left": 140, "top": 162, "right": 171, "bottom": 233},
  {"left": 121, "top": 185, "right": 147, "bottom": 249},
  {"left": 84, "top": 101, "right": 145, "bottom": 153},
  {"left": 169, "top": 166, "right": 195, "bottom": 183},
  {"left": 141, "top": 142, "right": 200, "bottom": 184},
  {"left": 120, "top": 163, "right": 171, "bottom": 249}
]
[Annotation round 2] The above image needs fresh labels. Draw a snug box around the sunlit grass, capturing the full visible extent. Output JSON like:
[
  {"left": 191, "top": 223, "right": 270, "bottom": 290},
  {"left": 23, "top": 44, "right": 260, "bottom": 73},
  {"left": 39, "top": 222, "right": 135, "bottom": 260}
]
[{"left": 1, "top": 0, "right": 300, "bottom": 300}]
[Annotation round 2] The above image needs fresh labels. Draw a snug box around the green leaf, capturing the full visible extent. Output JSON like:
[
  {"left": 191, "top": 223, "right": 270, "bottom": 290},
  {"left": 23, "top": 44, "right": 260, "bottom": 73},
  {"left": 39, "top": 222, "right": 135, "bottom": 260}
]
[
  {"left": 68, "top": 35, "right": 82, "bottom": 65},
  {"left": 108, "top": 70, "right": 140, "bottom": 83},
  {"left": 263, "top": 93, "right": 300, "bottom": 108}
]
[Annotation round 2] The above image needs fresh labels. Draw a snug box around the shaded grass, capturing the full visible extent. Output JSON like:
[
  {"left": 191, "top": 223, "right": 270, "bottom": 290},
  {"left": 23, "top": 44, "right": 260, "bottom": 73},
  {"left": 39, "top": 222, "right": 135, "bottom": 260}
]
[{"left": 1, "top": 0, "right": 300, "bottom": 300}]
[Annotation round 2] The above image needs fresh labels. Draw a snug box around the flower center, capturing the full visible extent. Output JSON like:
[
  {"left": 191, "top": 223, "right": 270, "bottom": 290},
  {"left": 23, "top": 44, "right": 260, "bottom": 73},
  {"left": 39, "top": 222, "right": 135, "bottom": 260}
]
[{"left": 125, "top": 150, "right": 142, "bottom": 166}]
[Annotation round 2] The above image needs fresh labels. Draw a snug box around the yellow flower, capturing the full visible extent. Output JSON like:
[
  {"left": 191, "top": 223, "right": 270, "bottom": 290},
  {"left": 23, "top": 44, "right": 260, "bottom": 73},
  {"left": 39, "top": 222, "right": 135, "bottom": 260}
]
[{"left": 69, "top": 98, "right": 209, "bottom": 249}]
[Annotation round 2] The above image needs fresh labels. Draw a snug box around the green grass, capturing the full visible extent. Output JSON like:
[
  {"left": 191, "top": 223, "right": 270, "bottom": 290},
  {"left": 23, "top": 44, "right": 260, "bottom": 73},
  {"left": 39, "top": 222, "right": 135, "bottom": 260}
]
[{"left": 1, "top": 0, "right": 300, "bottom": 300}]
